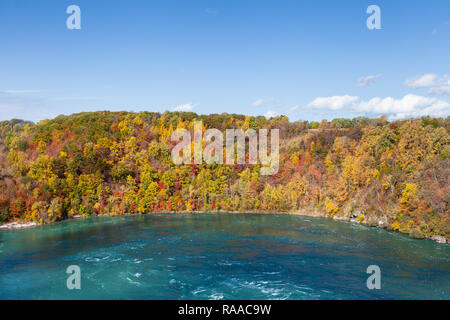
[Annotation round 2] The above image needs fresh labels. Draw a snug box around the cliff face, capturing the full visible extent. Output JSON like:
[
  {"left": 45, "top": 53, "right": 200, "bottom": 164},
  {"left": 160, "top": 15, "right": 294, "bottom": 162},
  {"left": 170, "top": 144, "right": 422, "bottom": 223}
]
[{"left": 0, "top": 112, "right": 448, "bottom": 241}]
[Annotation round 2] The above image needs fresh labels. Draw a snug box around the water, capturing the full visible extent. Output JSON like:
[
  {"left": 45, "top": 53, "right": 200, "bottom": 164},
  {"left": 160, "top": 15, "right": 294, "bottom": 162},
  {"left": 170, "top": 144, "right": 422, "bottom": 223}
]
[{"left": 0, "top": 213, "right": 449, "bottom": 300}]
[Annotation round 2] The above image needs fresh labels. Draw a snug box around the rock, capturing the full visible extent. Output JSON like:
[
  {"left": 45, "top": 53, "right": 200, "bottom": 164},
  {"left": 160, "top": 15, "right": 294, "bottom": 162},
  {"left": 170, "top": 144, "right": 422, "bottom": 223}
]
[
  {"left": 377, "top": 216, "right": 389, "bottom": 229},
  {"left": 350, "top": 211, "right": 359, "bottom": 219},
  {"left": 409, "top": 228, "right": 424, "bottom": 239},
  {"left": 0, "top": 221, "right": 38, "bottom": 230},
  {"left": 432, "top": 235, "right": 447, "bottom": 244},
  {"left": 366, "top": 216, "right": 378, "bottom": 227}
]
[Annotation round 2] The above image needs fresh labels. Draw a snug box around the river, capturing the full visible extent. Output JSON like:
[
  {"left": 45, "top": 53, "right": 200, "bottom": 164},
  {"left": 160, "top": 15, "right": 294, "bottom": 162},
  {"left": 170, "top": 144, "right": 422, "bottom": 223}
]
[{"left": 0, "top": 213, "right": 448, "bottom": 299}]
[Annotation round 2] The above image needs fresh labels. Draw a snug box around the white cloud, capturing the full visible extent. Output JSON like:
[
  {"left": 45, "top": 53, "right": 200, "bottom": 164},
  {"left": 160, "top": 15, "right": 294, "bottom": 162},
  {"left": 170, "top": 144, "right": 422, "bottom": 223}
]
[
  {"left": 205, "top": 8, "right": 218, "bottom": 15},
  {"left": 252, "top": 98, "right": 265, "bottom": 107},
  {"left": 354, "top": 94, "right": 450, "bottom": 119},
  {"left": 428, "top": 84, "right": 450, "bottom": 95},
  {"left": 427, "top": 75, "right": 450, "bottom": 95},
  {"left": 404, "top": 74, "right": 450, "bottom": 95},
  {"left": 308, "top": 95, "right": 358, "bottom": 110},
  {"left": 432, "top": 21, "right": 450, "bottom": 35},
  {"left": 0, "top": 89, "right": 42, "bottom": 94},
  {"left": 251, "top": 98, "right": 282, "bottom": 108},
  {"left": 305, "top": 94, "right": 450, "bottom": 119},
  {"left": 50, "top": 96, "right": 105, "bottom": 102},
  {"left": 289, "top": 105, "right": 299, "bottom": 112},
  {"left": 355, "top": 94, "right": 449, "bottom": 119},
  {"left": 172, "top": 103, "right": 197, "bottom": 112},
  {"left": 428, "top": 85, "right": 450, "bottom": 95},
  {"left": 265, "top": 110, "right": 279, "bottom": 118},
  {"left": 404, "top": 73, "right": 437, "bottom": 88},
  {"left": 357, "top": 74, "right": 382, "bottom": 87}
]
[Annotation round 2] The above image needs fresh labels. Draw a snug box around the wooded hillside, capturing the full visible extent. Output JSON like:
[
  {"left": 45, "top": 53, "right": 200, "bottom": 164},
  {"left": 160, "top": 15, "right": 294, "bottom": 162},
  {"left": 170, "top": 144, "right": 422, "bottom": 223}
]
[{"left": 0, "top": 112, "right": 448, "bottom": 241}]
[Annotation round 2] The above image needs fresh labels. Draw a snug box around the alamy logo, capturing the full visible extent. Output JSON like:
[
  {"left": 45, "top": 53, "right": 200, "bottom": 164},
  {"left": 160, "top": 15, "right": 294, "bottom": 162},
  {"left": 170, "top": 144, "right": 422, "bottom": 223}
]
[
  {"left": 66, "top": 5, "right": 81, "bottom": 30},
  {"left": 66, "top": 265, "right": 81, "bottom": 290},
  {"left": 366, "top": 265, "right": 381, "bottom": 289},
  {"left": 171, "top": 121, "right": 279, "bottom": 175},
  {"left": 366, "top": 5, "right": 381, "bottom": 30}
]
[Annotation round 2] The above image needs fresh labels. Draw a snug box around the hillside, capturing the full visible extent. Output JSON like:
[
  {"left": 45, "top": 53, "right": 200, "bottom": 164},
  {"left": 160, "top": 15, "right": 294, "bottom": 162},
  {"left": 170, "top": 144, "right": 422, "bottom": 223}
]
[{"left": 0, "top": 111, "right": 449, "bottom": 242}]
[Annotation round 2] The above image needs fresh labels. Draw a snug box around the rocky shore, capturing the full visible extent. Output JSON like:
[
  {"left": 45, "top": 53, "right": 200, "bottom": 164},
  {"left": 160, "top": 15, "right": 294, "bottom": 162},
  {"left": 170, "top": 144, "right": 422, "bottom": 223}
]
[{"left": 0, "top": 221, "right": 39, "bottom": 230}]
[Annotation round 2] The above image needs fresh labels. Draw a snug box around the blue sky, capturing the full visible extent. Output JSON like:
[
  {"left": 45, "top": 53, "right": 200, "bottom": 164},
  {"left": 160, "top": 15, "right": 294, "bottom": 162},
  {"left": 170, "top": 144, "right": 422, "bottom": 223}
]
[{"left": 0, "top": 0, "right": 449, "bottom": 122}]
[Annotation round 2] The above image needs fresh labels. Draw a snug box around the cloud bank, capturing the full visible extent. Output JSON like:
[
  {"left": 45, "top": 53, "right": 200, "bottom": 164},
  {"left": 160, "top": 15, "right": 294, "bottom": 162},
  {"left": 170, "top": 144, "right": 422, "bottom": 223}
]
[
  {"left": 404, "top": 74, "right": 450, "bottom": 96},
  {"left": 172, "top": 103, "right": 196, "bottom": 112},
  {"left": 307, "top": 94, "right": 449, "bottom": 119},
  {"left": 405, "top": 74, "right": 437, "bottom": 88},
  {"left": 308, "top": 95, "right": 359, "bottom": 110}
]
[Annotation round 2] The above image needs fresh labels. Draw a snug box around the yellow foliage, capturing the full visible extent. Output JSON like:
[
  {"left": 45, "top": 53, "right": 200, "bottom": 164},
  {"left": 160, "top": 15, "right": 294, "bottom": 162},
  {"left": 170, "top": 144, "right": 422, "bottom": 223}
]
[
  {"left": 357, "top": 213, "right": 364, "bottom": 223},
  {"left": 133, "top": 116, "right": 143, "bottom": 126},
  {"left": 401, "top": 183, "right": 418, "bottom": 204},
  {"left": 325, "top": 198, "right": 338, "bottom": 217},
  {"left": 38, "top": 140, "right": 47, "bottom": 154},
  {"left": 325, "top": 157, "right": 333, "bottom": 169},
  {"left": 392, "top": 221, "right": 400, "bottom": 231},
  {"left": 372, "top": 169, "right": 380, "bottom": 180}
]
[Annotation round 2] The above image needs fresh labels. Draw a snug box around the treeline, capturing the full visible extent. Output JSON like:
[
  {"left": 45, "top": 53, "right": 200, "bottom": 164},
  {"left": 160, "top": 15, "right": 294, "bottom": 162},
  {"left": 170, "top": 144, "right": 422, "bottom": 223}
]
[{"left": 0, "top": 111, "right": 448, "bottom": 241}]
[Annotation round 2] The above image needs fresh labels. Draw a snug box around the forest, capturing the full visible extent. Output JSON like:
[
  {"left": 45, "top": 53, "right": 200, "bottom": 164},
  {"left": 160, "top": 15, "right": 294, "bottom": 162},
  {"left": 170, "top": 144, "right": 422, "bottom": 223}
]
[{"left": 0, "top": 111, "right": 448, "bottom": 241}]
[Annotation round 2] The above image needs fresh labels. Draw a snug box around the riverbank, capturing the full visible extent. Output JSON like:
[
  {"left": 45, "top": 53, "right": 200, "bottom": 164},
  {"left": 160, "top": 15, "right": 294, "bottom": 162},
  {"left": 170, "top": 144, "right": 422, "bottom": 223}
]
[{"left": 0, "top": 221, "right": 39, "bottom": 230}]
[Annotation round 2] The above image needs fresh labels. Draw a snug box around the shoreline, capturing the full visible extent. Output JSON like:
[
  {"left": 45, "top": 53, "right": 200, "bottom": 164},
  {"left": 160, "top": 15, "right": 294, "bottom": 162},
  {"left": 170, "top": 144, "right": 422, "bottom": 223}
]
[
  {"left": 1, "top": 210, "right": 447, "bottom": 244},
  {"left": 0, "top": 221, "right": 39, "bottom": 230}
]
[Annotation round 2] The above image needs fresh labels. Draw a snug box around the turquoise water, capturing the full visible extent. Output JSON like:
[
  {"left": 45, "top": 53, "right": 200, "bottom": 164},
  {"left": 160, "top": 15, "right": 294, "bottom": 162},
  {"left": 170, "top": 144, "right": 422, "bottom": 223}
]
[{"left": 0, "top": 213, "right": 449, "bottom": 300}]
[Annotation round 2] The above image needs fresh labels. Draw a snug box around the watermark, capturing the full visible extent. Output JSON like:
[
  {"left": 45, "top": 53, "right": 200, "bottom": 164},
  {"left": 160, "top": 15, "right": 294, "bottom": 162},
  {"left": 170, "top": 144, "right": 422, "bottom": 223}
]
[
  {"left": 171, "top": 121, "right": 279, "bottom": 175},
  {"left": 66, "top": 5, "right": 81, "bottom": 30},
  {"left": 64, "top": 5, "right": 380, "bottom": 32},
  {"left": 366, "top": 265, "right": 381, "bottom": 289},
  {"left": 66, "top": 265, "right": 81, "bottom": 290},
  {"left": 178, "top": 304, "right": 271, "bottom": 317},
  {"left": 366, "top": 5, "right": 381, "bottom": 30}
]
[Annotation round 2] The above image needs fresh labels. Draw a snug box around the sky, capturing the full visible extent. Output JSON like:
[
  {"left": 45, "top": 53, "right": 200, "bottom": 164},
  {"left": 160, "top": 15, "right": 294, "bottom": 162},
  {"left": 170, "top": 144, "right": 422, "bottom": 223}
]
[{"left": 0, "top": 0, "right": 449, "bottom": 122}]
